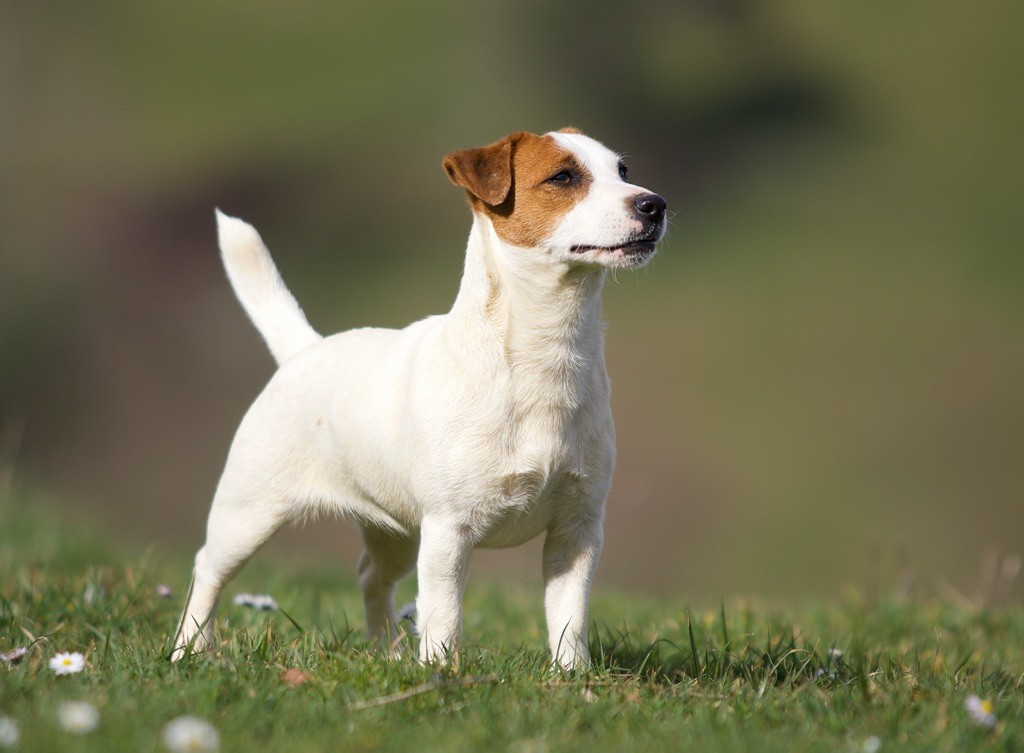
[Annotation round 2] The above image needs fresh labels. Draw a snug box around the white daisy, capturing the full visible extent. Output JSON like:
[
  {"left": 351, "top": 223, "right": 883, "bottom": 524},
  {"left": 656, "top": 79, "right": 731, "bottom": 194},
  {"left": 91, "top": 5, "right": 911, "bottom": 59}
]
[
  {"left": 0, "top": 716, "right": 19, "bottom": 749},
  {"left": 161, "top": 715, "right": 219, "bottom": 753},
  {"left": 157, "top": 584, "right": 173, "bottom": 599},
  {"left": 232, "top": 593, "right": 278, "bottom": 611},
  {"left": 397, "top": 601, "right": 417, "bottom": 621},
  {"left": 57, "top": 701, "right": 99, "bottom": 734},
  {"left": 1, "top": 647, "right": 28, "bottom": 665},
  {"left": 861, "top": 735, "right": 881, "bottom": 752},
  {"left": 49, "top": 651, "right": 86, "bottom": 676},
  {"left": 964, "top": 694, "right": 997, "bottom": 729},
  {"left": 397, "top": 601, "right": 418, "bottom": 636},
  {"left": 82, "top": 584, "right": 103, "bottom": 604}
]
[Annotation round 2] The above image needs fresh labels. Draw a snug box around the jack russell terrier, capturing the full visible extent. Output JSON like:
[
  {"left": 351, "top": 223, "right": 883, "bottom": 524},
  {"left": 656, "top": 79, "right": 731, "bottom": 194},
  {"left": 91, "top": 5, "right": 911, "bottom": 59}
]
[{"left": 172, "top": 128, "right": 667, "bottom": 668}]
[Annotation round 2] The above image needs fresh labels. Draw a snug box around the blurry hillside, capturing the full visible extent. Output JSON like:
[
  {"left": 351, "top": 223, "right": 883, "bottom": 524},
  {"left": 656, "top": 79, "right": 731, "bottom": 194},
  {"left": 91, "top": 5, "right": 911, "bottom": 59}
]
[{"left": 1, "top": 1, "right": 1022, "bottom": 599}]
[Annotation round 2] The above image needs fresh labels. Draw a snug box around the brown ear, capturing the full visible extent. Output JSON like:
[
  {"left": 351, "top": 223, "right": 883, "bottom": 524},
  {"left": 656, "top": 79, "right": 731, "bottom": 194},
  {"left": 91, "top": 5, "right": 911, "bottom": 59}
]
[{"left": 443, "top": 137, "right": 514, "bottom": 207}]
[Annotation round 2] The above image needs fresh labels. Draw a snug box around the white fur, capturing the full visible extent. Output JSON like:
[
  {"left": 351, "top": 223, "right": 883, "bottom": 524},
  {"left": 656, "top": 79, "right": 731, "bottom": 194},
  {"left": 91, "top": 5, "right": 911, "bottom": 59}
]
[
  {"left": 172, "top": 133, "right": 665, "bottom": 668},
  {"left": 547, "top": 131, "right": 657, "bottom": 268},
  {"left": 215, "top": 211, "right": 322, "bottom": 364}
]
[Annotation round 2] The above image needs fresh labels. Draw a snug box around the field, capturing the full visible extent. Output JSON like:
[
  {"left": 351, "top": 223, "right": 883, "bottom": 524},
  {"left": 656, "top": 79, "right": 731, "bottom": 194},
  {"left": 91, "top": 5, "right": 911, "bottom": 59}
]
[
  {"left": 3, "top": 5, "right": 1022, "bottom": 751},
  {"left": 1, "top": 490, "right": 1021, "bottom": 753}
]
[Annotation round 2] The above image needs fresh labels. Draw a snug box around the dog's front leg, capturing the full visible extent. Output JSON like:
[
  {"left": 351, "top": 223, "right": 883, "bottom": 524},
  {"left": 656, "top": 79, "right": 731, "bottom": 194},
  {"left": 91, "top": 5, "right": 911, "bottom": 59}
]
[
  {"left": 414, "top": 516, "right": 473, "bottom": 663},
  {"left": 543, "top": 518, "right": 604, "bottom": 670}
]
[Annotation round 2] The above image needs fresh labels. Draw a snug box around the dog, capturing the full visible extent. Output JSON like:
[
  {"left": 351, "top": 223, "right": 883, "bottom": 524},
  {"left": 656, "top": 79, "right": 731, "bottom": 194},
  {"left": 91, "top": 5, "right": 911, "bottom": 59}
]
[{"left": 171, "top": 128, "right": 667, "bottom": 668}]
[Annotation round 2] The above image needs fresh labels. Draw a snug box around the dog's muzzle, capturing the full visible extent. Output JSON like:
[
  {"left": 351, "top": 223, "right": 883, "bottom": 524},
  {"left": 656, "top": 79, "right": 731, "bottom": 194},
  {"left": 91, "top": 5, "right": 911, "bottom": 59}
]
[{"left": 569, "top": 191, "right": 667, "bottom": 262}]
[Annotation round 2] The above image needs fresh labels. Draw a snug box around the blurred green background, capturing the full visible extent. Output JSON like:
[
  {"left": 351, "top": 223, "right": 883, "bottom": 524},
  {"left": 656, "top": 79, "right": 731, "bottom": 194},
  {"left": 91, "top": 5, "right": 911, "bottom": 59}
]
[{"left": 2, "top": 1, "right": 1022, "bottom": 601}]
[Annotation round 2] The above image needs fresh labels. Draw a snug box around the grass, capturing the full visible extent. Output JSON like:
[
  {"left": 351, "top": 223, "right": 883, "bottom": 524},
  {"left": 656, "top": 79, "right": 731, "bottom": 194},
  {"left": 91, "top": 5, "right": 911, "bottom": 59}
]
[{"left": 1, "top": 491, "right": 1021, "bottom": 753}]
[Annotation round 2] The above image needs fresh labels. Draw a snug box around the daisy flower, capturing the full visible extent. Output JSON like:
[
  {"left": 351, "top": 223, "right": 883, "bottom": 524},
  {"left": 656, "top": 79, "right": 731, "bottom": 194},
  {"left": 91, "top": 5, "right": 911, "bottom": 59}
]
[
  {"left": 398, "top": 601, "right": 418, "bottom": 636},
  {"left": 0, "top": 716, "right": 19, "bottom": 749},
  {"left": 860, "top": 735, "right": 881, "bottom": 752},
  {"left": 157, "top": 584, "right": 173, "bottom": 599},
  {"left": 161, "top": 716, "right": 219, "bottom": 752},
  {"left": 964, "top": 694, "right": 997, "bottom": 729},
  {"left": 58, "top": 701, "right": 99, "bottom": 734},
  {"left": 1, "top": 647, "right": 28, "bottom": 665},
  {"left": 232, "top": 593, "right": 278, "bottom": 611},
  {"left": 49, "top": 651, "right": 86, "bottom": 676}
]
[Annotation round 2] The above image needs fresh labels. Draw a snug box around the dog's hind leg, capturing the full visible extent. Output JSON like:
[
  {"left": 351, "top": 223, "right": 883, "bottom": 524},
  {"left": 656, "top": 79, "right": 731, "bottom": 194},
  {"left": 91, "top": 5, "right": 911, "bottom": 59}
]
[
  {"left": 171, "top": 475, "right": 293, "bottom": 661},
  {"left": 357, "top": 524, "right": 418, "bottom": 651}
]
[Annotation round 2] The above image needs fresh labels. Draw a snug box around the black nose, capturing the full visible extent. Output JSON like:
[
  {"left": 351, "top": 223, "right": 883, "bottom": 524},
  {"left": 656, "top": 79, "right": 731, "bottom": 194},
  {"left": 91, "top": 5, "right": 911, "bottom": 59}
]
[{"left": 634, "top": 192, "right": 666, "bottom": 223}]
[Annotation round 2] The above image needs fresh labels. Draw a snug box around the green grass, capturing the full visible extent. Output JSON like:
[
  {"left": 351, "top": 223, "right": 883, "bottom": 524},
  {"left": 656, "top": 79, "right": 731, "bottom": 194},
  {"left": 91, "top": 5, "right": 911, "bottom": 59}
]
[{"left": 1, "top": 492, "right": 1021, "bottom": 752}]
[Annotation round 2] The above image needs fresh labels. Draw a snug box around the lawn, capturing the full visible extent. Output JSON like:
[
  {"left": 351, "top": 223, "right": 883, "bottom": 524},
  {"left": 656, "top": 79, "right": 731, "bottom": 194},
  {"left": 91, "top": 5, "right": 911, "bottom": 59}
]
[{"left": 1, "top": 491, "right": 1021, "bottom": 752}]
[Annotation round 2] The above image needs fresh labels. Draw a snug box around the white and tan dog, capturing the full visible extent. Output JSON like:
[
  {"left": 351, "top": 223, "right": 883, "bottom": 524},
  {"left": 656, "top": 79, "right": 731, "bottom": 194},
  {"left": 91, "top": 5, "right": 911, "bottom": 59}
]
[{"left": 172, "top": 128, "right": 667, "bottom": 668}]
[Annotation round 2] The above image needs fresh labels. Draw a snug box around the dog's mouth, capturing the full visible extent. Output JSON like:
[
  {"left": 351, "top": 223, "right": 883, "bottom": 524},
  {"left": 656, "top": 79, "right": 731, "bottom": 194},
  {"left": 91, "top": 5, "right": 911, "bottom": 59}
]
[{"left": 570, "top": 239, "right": 658, "bottom": 260}]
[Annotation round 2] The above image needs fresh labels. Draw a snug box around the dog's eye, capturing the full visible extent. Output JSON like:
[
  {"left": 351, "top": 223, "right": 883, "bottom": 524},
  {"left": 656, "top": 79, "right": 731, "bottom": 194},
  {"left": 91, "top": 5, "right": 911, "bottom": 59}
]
[
  {"left": 618, "top": 162, "right": 628, "bottom": 181},
  {"left": 547, "top": 170, "right": 574, "bottom": 185}
]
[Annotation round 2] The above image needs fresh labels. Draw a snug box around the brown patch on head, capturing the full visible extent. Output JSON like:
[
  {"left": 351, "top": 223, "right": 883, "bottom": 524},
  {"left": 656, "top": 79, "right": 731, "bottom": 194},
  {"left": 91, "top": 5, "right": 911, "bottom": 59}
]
[
  {"left": 443, "top": 131, "right": 592, "bottom": 248},
  {"left": 557, "top": 125, "right": 584, "bottom": 135}
]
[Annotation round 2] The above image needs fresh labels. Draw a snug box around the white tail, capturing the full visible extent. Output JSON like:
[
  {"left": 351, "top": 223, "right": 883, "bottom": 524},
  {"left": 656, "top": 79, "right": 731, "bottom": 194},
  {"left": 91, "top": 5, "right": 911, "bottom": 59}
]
[{"left": 215, "top": 210, "right": 323, "bottom": 365}]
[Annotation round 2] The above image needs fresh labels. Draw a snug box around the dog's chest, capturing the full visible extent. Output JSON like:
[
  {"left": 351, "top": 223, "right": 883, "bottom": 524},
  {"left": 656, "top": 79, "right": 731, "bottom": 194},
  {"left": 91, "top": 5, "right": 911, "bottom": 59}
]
[
  {"left": 443, "top": 341, "right": 612, "bottom": 545},
  {"left": 464, "top": 403, "right": 609, "bottom": 548},
  {"left": 473, "top": 466, "right": 585, "bottom": 548}
]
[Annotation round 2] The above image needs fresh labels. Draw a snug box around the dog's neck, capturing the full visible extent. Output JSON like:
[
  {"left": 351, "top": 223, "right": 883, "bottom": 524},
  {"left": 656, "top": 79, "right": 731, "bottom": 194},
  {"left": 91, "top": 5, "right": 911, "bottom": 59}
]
[{"left": 448, "top": 216, "right": 607, "bottom": 406}]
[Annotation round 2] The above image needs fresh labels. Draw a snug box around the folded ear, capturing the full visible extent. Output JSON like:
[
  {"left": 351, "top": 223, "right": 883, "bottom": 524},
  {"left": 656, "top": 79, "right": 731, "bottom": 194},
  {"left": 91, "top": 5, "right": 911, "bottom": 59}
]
[{"left": 443, "top": 136, "right": 515, "bottom": 207}]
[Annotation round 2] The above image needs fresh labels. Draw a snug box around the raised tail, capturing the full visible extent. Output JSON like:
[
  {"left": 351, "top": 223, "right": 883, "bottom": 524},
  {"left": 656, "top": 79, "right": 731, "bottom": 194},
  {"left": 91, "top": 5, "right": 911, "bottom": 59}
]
[{"left": 215, "top": 210, "right": 323, "bottom": 365}]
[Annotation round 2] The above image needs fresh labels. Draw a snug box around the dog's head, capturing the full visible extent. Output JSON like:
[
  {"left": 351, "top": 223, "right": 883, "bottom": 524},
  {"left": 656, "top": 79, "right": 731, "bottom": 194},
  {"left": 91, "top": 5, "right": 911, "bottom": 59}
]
[{"left": 443, "top": 128, "right": 666, "bottom": 269}]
